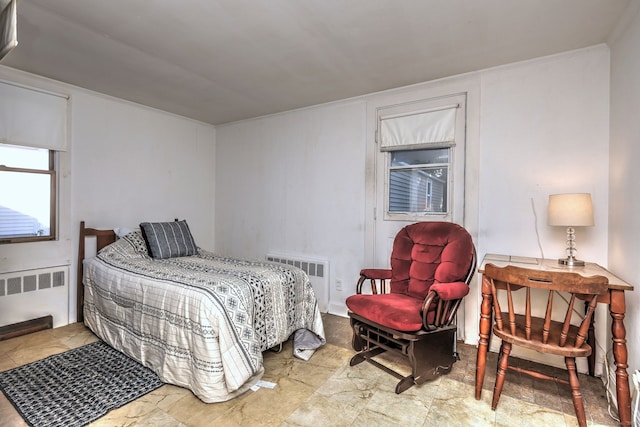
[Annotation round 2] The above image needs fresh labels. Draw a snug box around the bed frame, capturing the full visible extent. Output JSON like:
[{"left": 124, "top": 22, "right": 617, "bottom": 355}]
[{"left": 77, "top": 221, "right": 116, "bottom": 323}]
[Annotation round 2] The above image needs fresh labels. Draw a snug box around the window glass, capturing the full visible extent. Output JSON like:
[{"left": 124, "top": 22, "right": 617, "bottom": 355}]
[
  {"left": 389, "top": 148, "right": 449, "bottom": 214},
  {"left": 390, "top": 148, "right": 449, "bottom": 167},
  {"left": 0, "top": 144, "right": 55, "bottom": 242},
  {"left": 0, "top": 144, "right": 49, "bottom": 169}
]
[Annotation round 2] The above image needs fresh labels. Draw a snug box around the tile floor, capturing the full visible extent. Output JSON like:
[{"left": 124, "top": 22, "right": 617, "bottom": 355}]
[{"left": 0, "top": 314, "right": 620, "bottom": 426}]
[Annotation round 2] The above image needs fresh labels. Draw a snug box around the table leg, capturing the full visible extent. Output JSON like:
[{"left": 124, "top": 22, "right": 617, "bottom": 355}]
[
  {"left": 609, "top": 290, "right": 632, "bottom": 426},
  {"left": 586, "top": 301, "right": 595, "bottom": 376},
  {"left": 475, "top": 276, "right": 493, "bottom": 400}
]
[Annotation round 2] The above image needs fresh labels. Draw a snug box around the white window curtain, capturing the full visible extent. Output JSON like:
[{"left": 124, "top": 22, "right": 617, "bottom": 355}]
[
  {"left": 379, "top": 105, "right": 457, "bottom": 151},
  {"left": 0, "top": 80, "right": 68, "bottom": 151}
]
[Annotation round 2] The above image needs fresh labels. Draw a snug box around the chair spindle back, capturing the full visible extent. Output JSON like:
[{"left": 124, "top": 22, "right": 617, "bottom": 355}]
[{"left": 485, "top": 264, "right": 608, "bottom": 349}]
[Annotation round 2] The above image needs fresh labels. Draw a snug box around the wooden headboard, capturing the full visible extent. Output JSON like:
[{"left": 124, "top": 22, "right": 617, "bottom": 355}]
[{"left": 77, "top": 221, "right": 116, "bottom": 323}]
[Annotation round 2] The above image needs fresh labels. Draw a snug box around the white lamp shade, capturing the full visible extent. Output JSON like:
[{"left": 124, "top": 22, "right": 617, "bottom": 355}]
[{"left": 548, "top": 193, "right": 594, "bottom": 227}]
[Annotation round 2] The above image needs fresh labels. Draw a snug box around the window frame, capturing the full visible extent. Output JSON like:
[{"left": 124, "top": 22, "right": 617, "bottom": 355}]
[
  {"left": 376, "top": 94, "right": 466, "bottom": 223},
  {"left": 387, "top": 148, "right": 451, "bottom": 216},
  {"left": 0, "top": 149, "right": 56, "bottom": 244}
]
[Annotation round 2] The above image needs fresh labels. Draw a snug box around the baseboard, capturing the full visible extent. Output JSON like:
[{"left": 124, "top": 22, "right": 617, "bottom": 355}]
[
  {"left": 328, "top": 302, "right": 348, "bottom": 317},
  {"left": 0, "top": 315, "right": 53, "bottom": 341}
]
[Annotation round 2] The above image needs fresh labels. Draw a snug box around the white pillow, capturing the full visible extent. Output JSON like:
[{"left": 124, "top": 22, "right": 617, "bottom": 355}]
[{"left": 114, "top": 226, "right": 138, "bottom": 238}]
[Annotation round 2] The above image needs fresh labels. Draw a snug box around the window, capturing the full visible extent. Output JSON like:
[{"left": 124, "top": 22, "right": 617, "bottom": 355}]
[
  {"left": 389, "top": 148, "right": 449, "bottom": 214},
  {"left": 0, "top": 143, "right": 56, "bottom": 243},
  {"left": 378, "top": 100, "right": 463, "bottom": 220}
]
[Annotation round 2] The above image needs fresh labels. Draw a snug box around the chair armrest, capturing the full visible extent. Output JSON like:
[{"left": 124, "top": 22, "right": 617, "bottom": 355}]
[
  {"left": 356, "top": 269, "right": 392, "bottom": 294},
  {"left": 421, "top": 282, "right": 469, "bottom": 330},
  {"left": 429, "top": 282, "right": 470, "bottom": 301},
  {"left": 360, "top": 269, "right": 392, "bottom": 280}
]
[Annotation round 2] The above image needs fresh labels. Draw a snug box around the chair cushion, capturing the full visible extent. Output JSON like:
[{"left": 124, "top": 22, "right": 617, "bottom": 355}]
[
  {"left": 346, "top": 293, "right": 427, "bottom": 332},
  {"left": 390, "top": 222, "right": 474, "bottom": 300}
]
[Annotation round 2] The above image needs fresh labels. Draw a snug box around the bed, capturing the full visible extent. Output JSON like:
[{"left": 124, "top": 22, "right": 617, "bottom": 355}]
[{"left": 77, "top": 220, "right": 325, "bottom": 403}]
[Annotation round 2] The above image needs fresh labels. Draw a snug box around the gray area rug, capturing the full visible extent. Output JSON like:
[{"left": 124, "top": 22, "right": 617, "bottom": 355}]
[{"left": 0, "top": 341, "right": 164, "bottom": 427}]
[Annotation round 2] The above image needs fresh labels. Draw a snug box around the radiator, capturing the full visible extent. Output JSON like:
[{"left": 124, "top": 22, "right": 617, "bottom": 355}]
[
  {"left": 0, "top": 266, "right": 67, "bottom": 296},
  {"left": 266, "top": 253, "right": 329, "bottom": 313},
  {"left": 0, "top": 266, "right": 69, "bottom": 328}
]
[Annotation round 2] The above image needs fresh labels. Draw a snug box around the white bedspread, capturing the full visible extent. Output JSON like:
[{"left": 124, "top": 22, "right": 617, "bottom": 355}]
[{"left": 82, "top": 231, "right": 325, "bottom": 403}]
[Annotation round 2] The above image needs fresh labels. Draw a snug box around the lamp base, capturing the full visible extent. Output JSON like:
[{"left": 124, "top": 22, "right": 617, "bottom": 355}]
[{"left": 558, "top": 257, "right": 585, "bottom": 267}]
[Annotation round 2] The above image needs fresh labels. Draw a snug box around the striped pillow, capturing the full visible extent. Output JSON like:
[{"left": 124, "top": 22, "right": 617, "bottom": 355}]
[{"left": 140, "top": 220, "right": 198, "bottom": 259}]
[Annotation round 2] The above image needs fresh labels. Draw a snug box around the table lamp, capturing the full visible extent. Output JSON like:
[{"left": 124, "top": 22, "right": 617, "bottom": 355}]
[{"left": 548, "top": 193, "right": 594, "bottom": 267}]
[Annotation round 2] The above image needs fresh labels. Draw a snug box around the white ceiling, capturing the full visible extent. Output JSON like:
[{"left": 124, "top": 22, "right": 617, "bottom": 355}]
[{"left": 0, "top": 0, "right": 632, "bottom": 125}]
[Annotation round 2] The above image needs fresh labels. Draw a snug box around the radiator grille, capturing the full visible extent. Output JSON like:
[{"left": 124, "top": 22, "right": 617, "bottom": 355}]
[
  {"left": 266, "top": 253, "right": 329, "bottom": 313},
  {"left": 23, "top": 275, "right": 37, "bottom": 292},
  {"left": 267, "top": 256, "right": 325, "bottom": 278},
  {"left": 0, "top": 267, "right": 67, "bottom": 297},
  {"left": 39, "top": 273, "right": 51, "bottom": 289}
]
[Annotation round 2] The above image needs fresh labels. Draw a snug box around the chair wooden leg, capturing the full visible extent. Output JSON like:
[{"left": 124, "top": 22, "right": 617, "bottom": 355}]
[
  {"left": 492, "top": 341, "right": 511, "bottom": 410},
  {"left": 351, "top": 319, "right": 366, "bottom": 351},
  {"left": 349, "top": 346, "right": 385, "bottom": 366},
  {"left": 409, "top": 328, "right": 457, "bottom": 386},
  {"left": 565, "top": 357, "right": 587, "bottom": 427},
  {"left": 348, "top": 316, "right": 458, "bottom": 394},
  {"left": 352, "top": 331, "right": 365, "bottom": 352}
]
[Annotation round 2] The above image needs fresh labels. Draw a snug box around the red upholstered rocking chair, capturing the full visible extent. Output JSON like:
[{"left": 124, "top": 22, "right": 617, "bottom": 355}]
[{"left": 346, "top": 222, "right": 476, "bottom": 393}]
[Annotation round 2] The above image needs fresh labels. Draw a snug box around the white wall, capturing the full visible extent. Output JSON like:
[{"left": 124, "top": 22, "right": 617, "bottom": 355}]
[
  {"left": 477, "top": 46, "right": 611, "bottom": 372},
  {"left": 69, "top": 92, "right": 216, "bottom": 245},
  {"left": 609, "top": 2, "right": 640, "bottom": 385},
  {"left": 0, "top": 65, "right": 216, "bottom": 328},
  {"left": 216, "top": 45, "right": 612, "bottom": 367},
  {"left": 477, "top": 46, "right": 610, "bottom": 264},
  {"left": 215, "top": 101, "right": 367, "bottom": 315}
]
